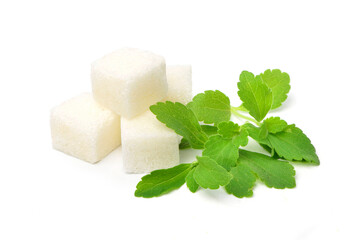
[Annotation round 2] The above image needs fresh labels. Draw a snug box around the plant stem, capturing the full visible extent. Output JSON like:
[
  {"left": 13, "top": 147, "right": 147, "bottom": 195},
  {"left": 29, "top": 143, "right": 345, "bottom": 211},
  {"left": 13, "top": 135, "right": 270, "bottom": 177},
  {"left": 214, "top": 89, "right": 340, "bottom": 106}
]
[
  {"left": 232, "top": 105, "right": 248, "bottom": 112},
  {"left": 231, "top": 107, "right": 260, "bottom": 126}
]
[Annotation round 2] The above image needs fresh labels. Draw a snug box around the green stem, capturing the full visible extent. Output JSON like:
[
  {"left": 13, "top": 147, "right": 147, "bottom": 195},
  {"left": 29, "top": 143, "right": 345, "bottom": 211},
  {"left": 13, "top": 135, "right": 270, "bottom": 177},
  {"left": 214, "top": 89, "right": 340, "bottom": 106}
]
[
  {"left": 231, "top": 107, "right": 260, "bottom": 126},
  {"left": 232, "top": 105, "right": 248, "bottom": 112}
]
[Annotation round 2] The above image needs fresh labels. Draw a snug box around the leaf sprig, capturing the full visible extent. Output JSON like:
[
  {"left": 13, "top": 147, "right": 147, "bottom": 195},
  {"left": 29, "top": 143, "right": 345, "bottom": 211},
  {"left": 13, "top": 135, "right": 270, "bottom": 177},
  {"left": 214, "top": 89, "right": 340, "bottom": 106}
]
[{"left": 135, "top": 69, "right": 319, "bottom": 198}]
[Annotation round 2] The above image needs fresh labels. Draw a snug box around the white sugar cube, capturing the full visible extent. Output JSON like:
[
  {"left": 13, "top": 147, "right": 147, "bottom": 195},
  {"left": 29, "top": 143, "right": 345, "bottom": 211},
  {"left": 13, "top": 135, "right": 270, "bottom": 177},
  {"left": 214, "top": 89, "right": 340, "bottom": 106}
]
[
  {"left": 50, "top": 93, "right": 121, "bottom": 164},
  {"left": 121, "top": 111, "right": 179, "bottom": 173},
  {"left": 165, "top": 65, "right": 192, "bottom": 104},
  {"left": 91, "top": 48, "right": 168, "bottom": 118}
]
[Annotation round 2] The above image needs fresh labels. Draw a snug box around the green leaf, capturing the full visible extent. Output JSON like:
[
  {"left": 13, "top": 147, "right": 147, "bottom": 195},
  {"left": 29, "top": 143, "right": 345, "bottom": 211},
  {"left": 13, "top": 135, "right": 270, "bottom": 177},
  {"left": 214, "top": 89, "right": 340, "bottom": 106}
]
[
  {"left": 232, "top": 128, "right": 249, "bottom": 147},
  {"left": 217, "top": 121, "right": 240, "bottom": 138},
  {"left": 245, "top": 122, "right": 319, "bottom": 165},
  {"left": 243, "top": 123, "right": 272, "bottom": 150},
  {"left": 217, "top": 121, "right": 249, "bottom": 147},
  {"left": 135, "top": 164, "right": 192, "bottom": 198},
  {"left": 150, "top": 101, "right": 208, "bottom": 149},
  {"left": 260, "top": 69, "right": 290, "bottom": 109},
  {"left": 258, "top": 124, "right": 269, "bottom": 140},
  {"left": 260, "top": 143, "right": 278, "bottom": 157},
  {"left": 266, "top": 125, "right": 320, "bottom": 165},
  {"left": 201, "top": 125, "right": 218, "bottom": 136},
  {"left": 263, "top": 117, "right": 288, "bottom": 134},
  {"left": 179, "top": 125, "right": 218, "bottom": 150},
  {"left": 193, "top": 156, "right": 232, "bottom": 189},
  {"left": 242, "top": 123, "right": 256, "bottom": 140},
  {"left": 186, "top": 168, "right": 199, "bottom": 193},
  {"left": 202, "top": 135, "right": 239, "bottom": 171},
  {"left": 239, "top": 150, "right": 296, "bottom": 189},
  {"left": 179, "top": 138, "right": 191, "bottom": 149},
  {"left": 237, "top": 71, "right": 273, "bottom": 122},
  {"left": 225, "top": 163, "right": 256, "bottom": 198},
  {"left": 187, "top": 90, "right": 231, "bottom": 124}
]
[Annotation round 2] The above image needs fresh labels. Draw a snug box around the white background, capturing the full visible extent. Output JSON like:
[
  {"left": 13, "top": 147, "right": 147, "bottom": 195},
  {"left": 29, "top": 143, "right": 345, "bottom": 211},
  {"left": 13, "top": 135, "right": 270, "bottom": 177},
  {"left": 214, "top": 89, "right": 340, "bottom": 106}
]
[{"left": 1, "top": 0, "right": 359, "bottom": 239}]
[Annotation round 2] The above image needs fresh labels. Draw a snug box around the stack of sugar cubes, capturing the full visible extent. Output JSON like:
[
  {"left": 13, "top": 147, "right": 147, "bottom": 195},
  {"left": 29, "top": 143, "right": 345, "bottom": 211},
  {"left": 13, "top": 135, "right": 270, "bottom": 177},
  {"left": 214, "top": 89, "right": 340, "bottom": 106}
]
[{"left": 50, "top": 48, "right": 192, "bottom": 173}]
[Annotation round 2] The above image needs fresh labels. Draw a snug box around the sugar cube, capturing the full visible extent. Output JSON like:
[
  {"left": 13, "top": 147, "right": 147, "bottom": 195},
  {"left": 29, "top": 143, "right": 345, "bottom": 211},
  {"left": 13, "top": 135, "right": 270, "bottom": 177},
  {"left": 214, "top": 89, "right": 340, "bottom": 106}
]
[
  {"left": 91, "top": 48, "right": 167, "bottom": 118},
  {"left": 121, "top": 111, "right": 179, "bottom": 173},
  {"left": 50, "top": 93, "right": 121, "bottom": 163},
  {"left": 165, "top": 65, "right": 192, "bottom": 104}
]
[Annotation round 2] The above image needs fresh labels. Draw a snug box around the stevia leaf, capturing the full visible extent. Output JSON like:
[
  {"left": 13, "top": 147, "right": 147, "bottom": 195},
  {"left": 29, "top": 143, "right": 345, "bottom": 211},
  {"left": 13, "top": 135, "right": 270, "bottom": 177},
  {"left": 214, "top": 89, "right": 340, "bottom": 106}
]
[
  {"left": 238, "top": 71, "right": 273, "bottom": 122},
  {"left": 258, "top": 123, "right": 268, "bottom": 140},
  {"left": 244, "top": 122, "right": 319, "bottom": 165},
  {"left": 179, "top": 138, "right": 191, "bottom": 149},
  {"left": 193, "top": 156, "right": 232, "bottom": 189},
  {"left": 150, "top": 101, "right": 208, "bottom": 149},
  {"left": 260, "top": 69, "right": 290, "bottom": 109},
  {"left": 135, "top": 164, "right": 192, "bottom": 198},
  {"left": 225, "top": 163, "right": 256, "bottom": 198},
  {"left": 232, "top": 128, "right": 249, "bottom": 147},
  {"left": 186, "top": 168, "right": 199, "bottom": 193},
  {"left": 239, "top": 150, "right": 296, "bottom": 189},
  {"left": 260, "top": 143, "right": 278, "bottom": 157},
  {"left": 242, "top": 123, "right": 259, "bottom": 134},
  {"left": 187, "top": 90, "right": 231, "bottom": 124},
  {"left": 179, "top": 125, "right": 218, "bottom": 150},
  {"left": 266, "top": 125, "right": 320, "bottom": 165},
  {"left": 217, "top": 121, "right": 249, "bottom": 147},
  {"left": 217, "top": 121, "right": 241, "bottom": 138},
  {"left": 202, "top": 135, "right": 239, "bottom": 171},
  {"left": 201, "top": 125, "right": 218, "bottom": 136},
  {"left": 263, "top": 117, "right": 288, "bottom": 134},
  {"left": 243, "top": 123, "right": 272, "bottom": 151}
]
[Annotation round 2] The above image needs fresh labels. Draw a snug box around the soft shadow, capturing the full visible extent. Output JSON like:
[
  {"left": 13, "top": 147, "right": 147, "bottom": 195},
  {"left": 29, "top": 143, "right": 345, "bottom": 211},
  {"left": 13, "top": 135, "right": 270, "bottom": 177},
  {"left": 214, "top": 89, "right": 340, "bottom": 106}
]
[
  {"left": 97, "top": 146, "right": 122, "bottom": 166},
  {"left": 179, "top": 148, "right": 202, "bottom": 164},
  {"left": 269, "top": 95, "right": 295, "bottom": 113},
  {"left": 199, "top": 188, "right": 232, "bottom": 202}
]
